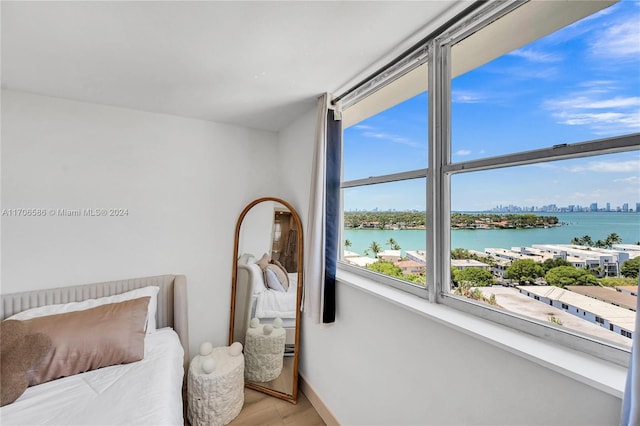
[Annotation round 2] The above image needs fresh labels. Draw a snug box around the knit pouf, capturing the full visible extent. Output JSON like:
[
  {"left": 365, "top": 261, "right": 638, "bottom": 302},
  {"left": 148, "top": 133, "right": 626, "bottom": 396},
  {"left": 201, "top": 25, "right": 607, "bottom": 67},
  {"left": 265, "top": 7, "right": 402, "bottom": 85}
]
[
  {"left": 244, "top": 322, "right": 286, "bottom": 382},
  {"left": 187, "top": 344, "right": 244, "bottom": 426}
]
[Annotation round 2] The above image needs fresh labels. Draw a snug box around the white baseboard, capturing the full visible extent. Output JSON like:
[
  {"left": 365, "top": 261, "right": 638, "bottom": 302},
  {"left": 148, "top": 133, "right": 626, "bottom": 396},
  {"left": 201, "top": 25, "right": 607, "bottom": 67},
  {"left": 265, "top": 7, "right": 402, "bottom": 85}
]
[{"left": 299, "top": 374, "right": 340, "bottom": 426}]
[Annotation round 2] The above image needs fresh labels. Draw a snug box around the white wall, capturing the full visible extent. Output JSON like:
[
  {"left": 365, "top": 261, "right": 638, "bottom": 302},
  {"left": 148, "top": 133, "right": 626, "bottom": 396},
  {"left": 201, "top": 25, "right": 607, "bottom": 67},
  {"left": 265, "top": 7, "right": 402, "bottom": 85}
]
[
  {"left": 1, "top": 90, "right": 279, "bottom": 357},
  {"left": 238, "top": 200, "right": 275, "bottom": 260},
  {"left": 277, "top": 107, "right": 623, "bottom": 425}
]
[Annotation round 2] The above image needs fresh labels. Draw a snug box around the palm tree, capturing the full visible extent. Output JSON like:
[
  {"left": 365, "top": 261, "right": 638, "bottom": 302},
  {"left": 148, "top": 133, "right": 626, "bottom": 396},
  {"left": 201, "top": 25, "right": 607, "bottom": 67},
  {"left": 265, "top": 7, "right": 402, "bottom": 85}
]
[
  {"left": 605, "top": 233, "right": 622, "bottom": 248},
  {"left": 386, "top": 238, "right": 400, "bottom": 250},
  {"left": 369, "top": 241, "right": 382, "bottom": 258},
  {"left": 345, "top": 239, "right": 352, "bottom": 249},
  {"left": 581, "top": 235, "right": 593, "bottom": 247}
]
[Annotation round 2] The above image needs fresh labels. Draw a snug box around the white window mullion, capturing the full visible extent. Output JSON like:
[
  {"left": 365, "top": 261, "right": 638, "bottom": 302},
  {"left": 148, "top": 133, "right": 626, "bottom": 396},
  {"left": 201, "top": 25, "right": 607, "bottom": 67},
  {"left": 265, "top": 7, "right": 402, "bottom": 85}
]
[
  {"left": 341, "top": 168, "right": 427, "bottom": 189},
  {"left": 445, "top": 133, "right": 640, "bottom": 174},
  {"left": 427, "top": 39, "right": 451, "bottom": 303}
]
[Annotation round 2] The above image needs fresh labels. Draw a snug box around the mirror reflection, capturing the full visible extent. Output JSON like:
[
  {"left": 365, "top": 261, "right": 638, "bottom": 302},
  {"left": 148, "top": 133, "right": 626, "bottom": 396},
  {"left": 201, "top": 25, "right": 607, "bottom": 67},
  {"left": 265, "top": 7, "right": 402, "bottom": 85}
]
[{"left": 230, "top": 198, "right": 302, "bottom": 402}]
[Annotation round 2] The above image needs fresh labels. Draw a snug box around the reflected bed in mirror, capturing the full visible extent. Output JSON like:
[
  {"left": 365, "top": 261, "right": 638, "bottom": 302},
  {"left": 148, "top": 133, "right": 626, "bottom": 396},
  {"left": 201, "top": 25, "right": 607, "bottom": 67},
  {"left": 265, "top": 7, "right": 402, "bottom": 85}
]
[{"left": 229, "top": 197, "right": 303, "bottom": 403}]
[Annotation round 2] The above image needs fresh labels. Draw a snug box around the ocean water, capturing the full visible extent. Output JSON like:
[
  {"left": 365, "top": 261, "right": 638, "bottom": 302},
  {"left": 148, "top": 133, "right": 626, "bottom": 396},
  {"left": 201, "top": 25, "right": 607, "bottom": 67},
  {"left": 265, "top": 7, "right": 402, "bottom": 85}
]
[{"left": 343, "top": 212, "right": 640, "bottom": 256}]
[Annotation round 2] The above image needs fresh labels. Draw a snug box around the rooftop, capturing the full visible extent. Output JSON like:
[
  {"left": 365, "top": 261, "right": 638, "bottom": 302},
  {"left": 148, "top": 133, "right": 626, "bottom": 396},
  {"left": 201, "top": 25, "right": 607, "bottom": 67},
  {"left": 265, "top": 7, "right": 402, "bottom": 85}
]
[
  {"left": 565, "top": 286, "right": 637, "bottom": 311},
  {"left": 345, "top": 256, "right": 377, "bottom": 268},
  {"left": 478, "top": 286, "right": 632, "bottom": 347},
  {"left": 519, "top": 285, "right": 636, "bottom": 332},
  {"left": 616, "top": 286, "right": 638, "bottom": 296},
  {"left": 377, "top": 250, "right": 401, "bottom": 257},
  {"left": 451, "top": 259, "right": 490, "bottom": 268},
  {"left": 394, "top": 260, "right": 424, "bottom": 268}
]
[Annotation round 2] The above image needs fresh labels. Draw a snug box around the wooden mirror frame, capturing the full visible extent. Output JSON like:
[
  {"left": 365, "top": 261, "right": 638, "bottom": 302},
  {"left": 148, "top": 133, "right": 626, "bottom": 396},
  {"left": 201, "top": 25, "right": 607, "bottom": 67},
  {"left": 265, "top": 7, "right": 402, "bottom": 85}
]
[{"left": 229, "top": 197, "right": 303, "bottom": 404}]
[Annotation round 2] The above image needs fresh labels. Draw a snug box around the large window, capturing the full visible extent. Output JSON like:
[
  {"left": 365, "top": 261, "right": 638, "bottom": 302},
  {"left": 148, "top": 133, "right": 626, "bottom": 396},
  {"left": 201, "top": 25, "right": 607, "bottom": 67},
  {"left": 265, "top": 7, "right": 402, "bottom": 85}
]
[{"left": 340, "top": 0, "right": 639, "bottom": 363}]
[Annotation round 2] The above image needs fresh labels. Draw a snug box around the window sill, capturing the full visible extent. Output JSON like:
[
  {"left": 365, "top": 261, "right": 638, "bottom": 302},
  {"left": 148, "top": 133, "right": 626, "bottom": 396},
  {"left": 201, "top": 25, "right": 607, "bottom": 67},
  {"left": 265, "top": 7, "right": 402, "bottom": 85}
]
[{"left": 336, "top": 268, "right": 628, "bottom": 399}]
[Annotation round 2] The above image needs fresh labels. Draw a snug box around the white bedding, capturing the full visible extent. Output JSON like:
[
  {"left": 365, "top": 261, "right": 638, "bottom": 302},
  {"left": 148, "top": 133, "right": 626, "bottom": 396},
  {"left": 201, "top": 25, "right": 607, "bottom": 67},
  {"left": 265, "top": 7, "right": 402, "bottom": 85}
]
[
  {"left": 255, "top": 273, "right": 298, "bottom": 320},
  {"left": 1, "top": 328, "right": 184, "bottom": 426}
]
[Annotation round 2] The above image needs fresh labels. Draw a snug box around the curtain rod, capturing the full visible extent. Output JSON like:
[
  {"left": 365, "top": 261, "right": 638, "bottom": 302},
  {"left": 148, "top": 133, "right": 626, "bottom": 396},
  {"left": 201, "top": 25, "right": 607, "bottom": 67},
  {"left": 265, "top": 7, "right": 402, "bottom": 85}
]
[{"left": 332, "top": 0, "right": 487, "bottom": 106}]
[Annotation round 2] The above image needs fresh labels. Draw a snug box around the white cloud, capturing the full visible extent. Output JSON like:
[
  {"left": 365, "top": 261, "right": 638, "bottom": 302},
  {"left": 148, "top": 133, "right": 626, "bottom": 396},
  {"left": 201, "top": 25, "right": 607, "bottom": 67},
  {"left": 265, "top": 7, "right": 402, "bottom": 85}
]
[
  {"left": 577, "top": 80, "right": 618, "bottom": 94},
  {"left": 451, "top": 90, "right": 484, "bottom": 104},
  {"left": 509, "top": 48, "right": 563, "bottom": 63},
  {"left": 614, "top": 176, "right": 640, "bottom": 184},
  {"left": 361, "top": 130, "right": 420, "bottom": 148},
  {"left": 455, "top": 149, "right": 472, "bottom": 156},
  {"left": 354, "top": 124, "right": 374, "bottom": 130},
  {"left": 568, "top": 159, "right": 640, "bottom": 173},
  {"left": 558, "top": 111, "right": 638, "bottom": 125},
  {"left": 352, "top": 124, "right": 421, "bottom": 148},
  {"left": 591, "top": 19, "right": 640, "bottom": 58},
  {"left": 547, "top": 96, "right": 640, "bottom": 110},
  {"left": 545, "top": 87, "right": 640, "bottom": 134}
]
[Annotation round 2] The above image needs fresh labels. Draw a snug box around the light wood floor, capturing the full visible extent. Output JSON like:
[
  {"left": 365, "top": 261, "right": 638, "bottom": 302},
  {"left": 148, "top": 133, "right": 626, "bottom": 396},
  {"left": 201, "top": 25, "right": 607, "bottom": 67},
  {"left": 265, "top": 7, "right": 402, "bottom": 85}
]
[
  {"left": 229, "top": 388, "right": 326, "bottom": 426},
  {"left": 185, "top": 387, "right": 326, "bottom": 426}
]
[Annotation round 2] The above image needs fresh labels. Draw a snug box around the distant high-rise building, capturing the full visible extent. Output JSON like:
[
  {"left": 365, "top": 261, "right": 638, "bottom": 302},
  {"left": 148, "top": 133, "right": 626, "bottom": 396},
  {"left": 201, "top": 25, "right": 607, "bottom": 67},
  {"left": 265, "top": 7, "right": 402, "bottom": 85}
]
[
  {"left": 623, "top": 203, "right": 629, "bottom": 212},
  {"left": 590, "top": 203, "right": 598, "bottom": 212},
  {"left": 636, "top": 202, "right": 640, "bottom": 213},
  {"left": 606, "top": 202, "right": 611, "bottom": 212}
]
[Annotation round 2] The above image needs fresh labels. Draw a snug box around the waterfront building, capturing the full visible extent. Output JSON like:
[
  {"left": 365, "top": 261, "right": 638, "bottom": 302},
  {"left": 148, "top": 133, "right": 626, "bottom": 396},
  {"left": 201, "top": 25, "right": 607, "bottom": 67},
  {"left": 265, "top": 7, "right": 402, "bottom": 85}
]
[
  {"left": 377, "top": 249, "right": 401, "bottom": 262},
  {"left": 344, "top": 250, "right": 360, "bottom": 259},
  {"left": 344, "top": 256, "right": 377, "bottom": 268},
  {"left": 616, "top": 286, "right": 638, "bottom": 297},
  {"left": 611, "top": 244, "right": 640, "bottom": 257},
  {"left": 394, "top": 260, "right": 426, "bottom": 276},
  {"left": 467, "top": 250, "right": 510, "bottom": 278},
  {"left": 532, "top": 244, "right": 630, "bottom": 276},
  {"left": 451, "top": 259, "right": 491, "bottom": 271},
  {"left": 405, "top": 250, "right": 426, "bottom": 264},
  {"left": 565, "top": 286, "right": 637, "bottom": 311},
  {"left": 477, "top": 286, "right": 632, "bottom": 346},
  {"left": 518, "top": 286, "right": 635, "bottom": 339},
  {"left": 485, "top": 247, "right": 546, "bottom": 263}
]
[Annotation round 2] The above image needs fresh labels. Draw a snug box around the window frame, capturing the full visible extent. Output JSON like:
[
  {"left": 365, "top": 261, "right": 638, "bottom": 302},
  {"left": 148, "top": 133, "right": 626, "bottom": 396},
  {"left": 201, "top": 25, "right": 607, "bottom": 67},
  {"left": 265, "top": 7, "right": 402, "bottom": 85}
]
[{"left": 338, "top": 0, "right": 639, "bottom": 367}]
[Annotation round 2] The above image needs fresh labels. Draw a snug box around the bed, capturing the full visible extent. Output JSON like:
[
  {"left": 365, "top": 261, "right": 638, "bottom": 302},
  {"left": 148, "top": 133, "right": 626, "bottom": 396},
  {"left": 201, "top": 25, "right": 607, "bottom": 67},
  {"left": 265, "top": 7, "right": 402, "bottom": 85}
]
[
  {"left": 0, "top": 274, "right": 189, "bottom": 426},
  {"left": 234, "top": 254, "right": 297, "bottom": 348}
]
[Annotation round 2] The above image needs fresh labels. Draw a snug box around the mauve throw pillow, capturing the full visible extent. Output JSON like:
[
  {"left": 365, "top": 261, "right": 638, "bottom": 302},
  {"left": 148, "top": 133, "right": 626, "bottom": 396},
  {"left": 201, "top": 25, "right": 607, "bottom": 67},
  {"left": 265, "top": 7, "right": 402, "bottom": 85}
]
[
  {"left": 22, "top": 297, "right": 150, "bottom": 386},
  {"left": 0, "top": 320, "right": 51, "bottom": 406}
]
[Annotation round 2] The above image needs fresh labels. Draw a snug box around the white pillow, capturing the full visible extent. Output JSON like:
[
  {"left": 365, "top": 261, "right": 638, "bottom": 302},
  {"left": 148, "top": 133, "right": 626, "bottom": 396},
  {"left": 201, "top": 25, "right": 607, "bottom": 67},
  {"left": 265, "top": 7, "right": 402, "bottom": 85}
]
[
  {"left": 265, "top": 269, "right": 286, "bottom": 292},
  {"left": 8, "top": 286, "right": 160, "bottom": 334}
]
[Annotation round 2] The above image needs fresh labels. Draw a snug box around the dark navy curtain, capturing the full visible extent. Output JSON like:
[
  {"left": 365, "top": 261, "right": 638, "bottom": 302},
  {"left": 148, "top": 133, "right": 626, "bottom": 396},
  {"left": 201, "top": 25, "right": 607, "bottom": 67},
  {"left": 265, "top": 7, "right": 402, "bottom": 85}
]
[{"left": 322, "top": 109, "right": 341, "bottom": 324}]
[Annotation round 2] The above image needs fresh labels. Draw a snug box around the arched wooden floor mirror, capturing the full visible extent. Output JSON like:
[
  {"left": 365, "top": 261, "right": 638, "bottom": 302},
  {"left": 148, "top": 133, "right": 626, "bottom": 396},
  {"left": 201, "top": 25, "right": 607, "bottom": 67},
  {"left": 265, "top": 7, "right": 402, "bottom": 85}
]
[{"left": 229, "top": 197, "right": 303, "bottom": 403}]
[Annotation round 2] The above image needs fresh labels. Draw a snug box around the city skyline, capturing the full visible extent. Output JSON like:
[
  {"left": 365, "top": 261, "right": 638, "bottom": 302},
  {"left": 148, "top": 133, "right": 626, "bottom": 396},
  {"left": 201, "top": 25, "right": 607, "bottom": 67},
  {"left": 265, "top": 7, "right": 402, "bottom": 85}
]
[
  {"left": 343, "top": 2, "right": 639, "bottom": 213},
  {"left": 344, "top": 201, "right": 640, "bottom": 214}
]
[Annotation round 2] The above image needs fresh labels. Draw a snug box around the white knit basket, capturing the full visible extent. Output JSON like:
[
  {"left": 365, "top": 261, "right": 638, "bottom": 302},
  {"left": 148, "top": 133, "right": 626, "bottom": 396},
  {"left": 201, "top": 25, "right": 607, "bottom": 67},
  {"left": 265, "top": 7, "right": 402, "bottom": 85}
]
[
  {"left": 244, "top": 324, "right": 286, "bottom": 382},
  {"left": 187, "top": 346, "right": 244, "bottom": 426}
]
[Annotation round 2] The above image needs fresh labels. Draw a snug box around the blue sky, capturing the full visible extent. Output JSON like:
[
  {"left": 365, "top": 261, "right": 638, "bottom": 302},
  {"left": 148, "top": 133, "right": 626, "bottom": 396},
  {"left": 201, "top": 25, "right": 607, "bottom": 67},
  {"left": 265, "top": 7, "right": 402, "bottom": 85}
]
[{"left": 343, "top": 1, "right": 640, "bottom": 212}]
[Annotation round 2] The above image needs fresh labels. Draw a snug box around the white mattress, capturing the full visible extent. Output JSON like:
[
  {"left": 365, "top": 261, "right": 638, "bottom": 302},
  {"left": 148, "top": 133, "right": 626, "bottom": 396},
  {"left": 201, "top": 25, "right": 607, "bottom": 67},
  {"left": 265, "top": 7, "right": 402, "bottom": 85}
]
[
  {"left": 1, "top": 328, "right": 185, "bottom": 426},
  {"left": 255, "top": 276, "right": 297, "bottom": 320}
]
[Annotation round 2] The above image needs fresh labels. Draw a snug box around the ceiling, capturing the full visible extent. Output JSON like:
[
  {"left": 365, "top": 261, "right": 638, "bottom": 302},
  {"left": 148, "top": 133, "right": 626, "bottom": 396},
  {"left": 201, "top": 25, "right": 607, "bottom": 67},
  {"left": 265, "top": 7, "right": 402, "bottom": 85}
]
[{"left": 1, "top": 1, "right": 467, "bottom": 132}]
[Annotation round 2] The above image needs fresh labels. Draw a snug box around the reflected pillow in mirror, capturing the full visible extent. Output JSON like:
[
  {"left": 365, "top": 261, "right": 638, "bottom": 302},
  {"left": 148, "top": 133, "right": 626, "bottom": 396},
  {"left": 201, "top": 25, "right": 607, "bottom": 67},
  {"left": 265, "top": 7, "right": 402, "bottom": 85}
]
[
  {"left": 256, "top": 253, "right": 270, "bottom": 270},
  {"left": 265, "top": 263, "right": 289, "bottom": 291},
  {"left": 265, "top": 269, "right": 286, "bottom": 292},
  {"left": 271, "top": 258, "right": 286, "bottom": 271}
]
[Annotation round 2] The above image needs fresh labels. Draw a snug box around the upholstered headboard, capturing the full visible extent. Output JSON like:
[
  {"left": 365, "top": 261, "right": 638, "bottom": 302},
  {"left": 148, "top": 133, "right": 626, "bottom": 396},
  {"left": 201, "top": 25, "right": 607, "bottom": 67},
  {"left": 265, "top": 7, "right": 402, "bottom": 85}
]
[{"left": 1, "top": 274, "right": 190, "bottom": 370}]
